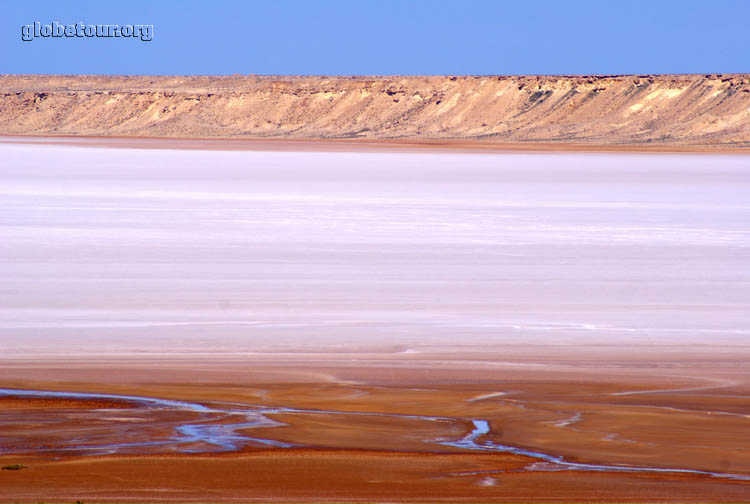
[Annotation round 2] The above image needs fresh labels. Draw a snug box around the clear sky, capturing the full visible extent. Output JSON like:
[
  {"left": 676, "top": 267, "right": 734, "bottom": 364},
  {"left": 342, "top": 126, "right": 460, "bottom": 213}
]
[{"left": 2, "top": 0, "right": 748, "bottom": 75}]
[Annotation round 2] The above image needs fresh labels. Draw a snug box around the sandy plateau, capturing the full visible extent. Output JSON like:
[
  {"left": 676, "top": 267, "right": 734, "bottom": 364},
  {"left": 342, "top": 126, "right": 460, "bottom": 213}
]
[
  {"left": 1, "top": 74, "right": 749, "bottom": 147},
  {"left": 0, "top": 137, "right": 749, "bottom": 502}
]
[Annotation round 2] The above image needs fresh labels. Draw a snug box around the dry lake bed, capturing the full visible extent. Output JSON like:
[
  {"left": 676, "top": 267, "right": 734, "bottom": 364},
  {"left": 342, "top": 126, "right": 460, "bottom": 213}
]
[{"left": 0, "top": 139, "right": 749, "bottom": 502}]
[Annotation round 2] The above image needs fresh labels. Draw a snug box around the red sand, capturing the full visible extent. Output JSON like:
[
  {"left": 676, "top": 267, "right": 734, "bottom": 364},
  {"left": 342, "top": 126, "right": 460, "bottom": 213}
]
[{"left": 1, "top": 354, "right": 749, "bottom": 502}]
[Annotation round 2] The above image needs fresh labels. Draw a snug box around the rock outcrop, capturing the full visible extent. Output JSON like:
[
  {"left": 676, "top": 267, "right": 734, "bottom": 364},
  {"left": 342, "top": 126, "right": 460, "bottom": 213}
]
[{"left": 1, "top": 74, "right": 748, "bottom": 146}]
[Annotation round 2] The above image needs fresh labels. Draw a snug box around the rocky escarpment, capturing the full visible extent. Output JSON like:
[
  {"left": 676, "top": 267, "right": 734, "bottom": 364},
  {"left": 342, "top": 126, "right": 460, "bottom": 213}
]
[{"left": 1, "top": 74, "right": 748, "bottom": 146}]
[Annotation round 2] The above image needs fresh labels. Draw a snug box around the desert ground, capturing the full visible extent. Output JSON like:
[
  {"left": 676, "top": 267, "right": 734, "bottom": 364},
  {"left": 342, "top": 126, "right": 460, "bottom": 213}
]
[
  {"left": 1, "top": 137, "right": 749, "bottom": 502},
  {"left": 1, "top": 355, "right": 750, "bottom": 502}
]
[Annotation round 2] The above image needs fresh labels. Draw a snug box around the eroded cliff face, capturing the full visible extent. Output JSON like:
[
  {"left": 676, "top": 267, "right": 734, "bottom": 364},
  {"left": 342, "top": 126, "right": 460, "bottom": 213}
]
[{"left": 1, "top": 74, "right": 748, "bottom": 146}]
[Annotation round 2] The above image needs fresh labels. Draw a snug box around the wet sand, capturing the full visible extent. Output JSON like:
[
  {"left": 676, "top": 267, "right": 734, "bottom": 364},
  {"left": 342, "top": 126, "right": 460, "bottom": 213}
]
[
  {"left": 1, "top": 357, "right": 749, "bottom": 502},
  {"left": 1, "top": 139, "right": 749, "bottom": 501}
]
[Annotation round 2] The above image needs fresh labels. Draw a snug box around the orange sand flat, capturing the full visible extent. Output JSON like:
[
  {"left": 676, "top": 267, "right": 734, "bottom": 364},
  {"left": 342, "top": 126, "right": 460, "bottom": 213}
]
[
  {"left": 3, "top": 450, "right": 750, "bottom": 503},
  {"left": 1, "top": 352, "right": 749, "bottom": 502}
]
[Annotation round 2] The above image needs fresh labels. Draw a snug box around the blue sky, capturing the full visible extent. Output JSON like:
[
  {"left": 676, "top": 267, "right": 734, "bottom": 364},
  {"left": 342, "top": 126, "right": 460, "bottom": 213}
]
[{"left": 2, "top": 0, "right": 748, "bottom": 75}]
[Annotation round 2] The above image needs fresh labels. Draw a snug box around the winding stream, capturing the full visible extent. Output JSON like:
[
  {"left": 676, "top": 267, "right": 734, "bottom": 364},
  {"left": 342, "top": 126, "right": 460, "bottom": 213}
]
[
  {"left": 1, "top": 388, "right": 748, "bottom": 481},
  {"left": 441, "top": 419, "right": 750, "bottom": 481}
]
